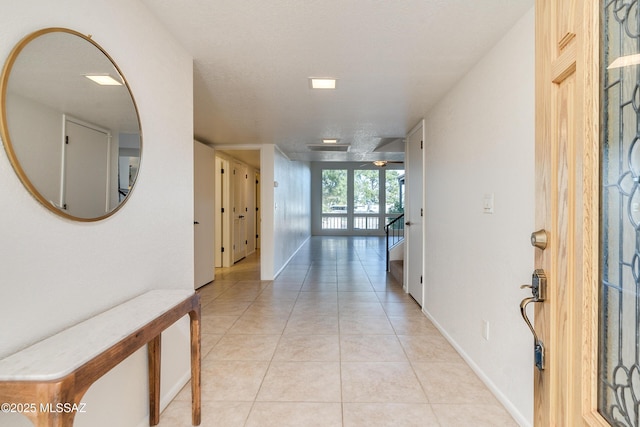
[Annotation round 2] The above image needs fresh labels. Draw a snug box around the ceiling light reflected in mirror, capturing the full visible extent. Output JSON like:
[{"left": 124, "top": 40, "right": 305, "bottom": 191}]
[
  {"left": 310, "top": 78, "right": 336, "bottom": 89},
  {"left": 84, "top": 74, "right": 122, "bottom": 86}
]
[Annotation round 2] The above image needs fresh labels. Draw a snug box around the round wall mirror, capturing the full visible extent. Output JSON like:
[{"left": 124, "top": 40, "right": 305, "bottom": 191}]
[{"left": 0, "top": 28, "right": 142, "bottom": 221}]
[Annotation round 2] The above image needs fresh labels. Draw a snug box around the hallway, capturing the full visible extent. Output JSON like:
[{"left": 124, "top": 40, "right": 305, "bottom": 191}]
[{"left": 158, "top": 236, "right": 517, "bottom": 426}]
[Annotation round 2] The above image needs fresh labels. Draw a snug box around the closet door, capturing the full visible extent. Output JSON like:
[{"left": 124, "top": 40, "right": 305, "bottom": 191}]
[
  {"left": 405, "top": 121, "right": 424, "bottom": 306},
  {"left": 233, "top": 162, "right": 248, "bottom": 263},
  {"left": 64, "top": 119, "right": 109, "bottom": 218},
  {"left": 246, "top": 170, "right": 256, "bottom": 255},
  {"left": 194, "top": 141, "right": 215, "bottom": 288}
]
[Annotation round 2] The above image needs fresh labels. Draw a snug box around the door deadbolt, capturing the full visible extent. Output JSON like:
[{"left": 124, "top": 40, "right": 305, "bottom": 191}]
[{"left": 530, "top": 229, "right": 548, "bottom": 250}]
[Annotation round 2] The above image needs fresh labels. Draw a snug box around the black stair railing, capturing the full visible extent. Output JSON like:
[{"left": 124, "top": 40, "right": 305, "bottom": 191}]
[{"left": 384, "top": 214, "right": 405, "bottom": 271}]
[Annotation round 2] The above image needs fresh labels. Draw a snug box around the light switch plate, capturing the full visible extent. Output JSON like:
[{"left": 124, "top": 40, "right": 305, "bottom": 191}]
[{"left": 483, "top": 193, "right": 494, "bottom": 214}]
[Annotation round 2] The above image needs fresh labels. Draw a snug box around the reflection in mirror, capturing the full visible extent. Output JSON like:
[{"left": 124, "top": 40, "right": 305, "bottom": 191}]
[{"left": 0, "top": 28, "right": 141, "bottom": 221}]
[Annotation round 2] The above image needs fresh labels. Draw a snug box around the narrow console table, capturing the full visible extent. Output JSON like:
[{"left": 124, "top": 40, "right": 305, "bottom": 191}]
[{"left": 0, "top": 289, "right": 201, "bottom": 427}]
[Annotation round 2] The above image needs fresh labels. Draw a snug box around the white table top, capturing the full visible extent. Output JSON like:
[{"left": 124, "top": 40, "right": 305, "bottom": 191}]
[{"left": 0, "top": 289, "right": 194, "bottom": 381}]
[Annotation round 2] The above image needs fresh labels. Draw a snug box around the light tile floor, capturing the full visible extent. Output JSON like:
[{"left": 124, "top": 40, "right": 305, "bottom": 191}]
[{"left": 158, "top": 236, "right": 517, "bottom": 426}]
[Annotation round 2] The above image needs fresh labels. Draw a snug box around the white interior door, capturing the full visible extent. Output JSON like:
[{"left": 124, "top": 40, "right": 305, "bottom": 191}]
[
  {"left": 194, "top": 141, "right": 215, "bottom": 288},
  {"left": 233, "top": 163, "right": 247, "bottom": 263},
  {"left": 214, "top": 157, "right": 224, "bottom": 268},
  {"left": 63, "top": 119, "right": 110, "bottom": 218},
  {"left": 256, "top": 173, "right": 261, "bottom": 250},
  {"left": 246, "top": 171, "right": 256, "bottom": 255},
  {"left": 405, "top": 120, "right": 424, "bottom": 306}
]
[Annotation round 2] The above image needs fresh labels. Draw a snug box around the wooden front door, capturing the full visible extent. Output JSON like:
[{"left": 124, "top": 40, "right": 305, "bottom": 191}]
[{"left": 533, "top": 0, "right": 617, "bottom": 425}]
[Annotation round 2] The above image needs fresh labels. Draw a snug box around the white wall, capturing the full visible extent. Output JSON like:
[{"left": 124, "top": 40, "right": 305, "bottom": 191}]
[
  {"left": 273, "top": 148, "right": 311, "bottom": 274},
  {"left": 261, "top": 145, "right": 311, "bottom": 279},
  {"left": 0, "top": 1, "right": 193, "bottom": 426},
  {"left": 422, "top": 7, "right": 534, "bottom": 426},
  {"left": 6, "top": 93, "right": 62, "bottom": 205}
]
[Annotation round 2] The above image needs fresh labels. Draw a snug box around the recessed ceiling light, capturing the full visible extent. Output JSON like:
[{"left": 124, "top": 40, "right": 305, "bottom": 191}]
[
  {"left": 322, "top": 138, "right": 338, "bottom": 144},
  {"left": 85, "top": 74, "right": 122, "bottom": 86},
  {"left": 310, "top": 78, "right": 337, "bottom": 89}
]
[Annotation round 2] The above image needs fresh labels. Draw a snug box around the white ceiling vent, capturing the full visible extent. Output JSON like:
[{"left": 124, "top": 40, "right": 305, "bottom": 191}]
[{"left": 307, "top": 144, "right": 350, "bottom": 152}]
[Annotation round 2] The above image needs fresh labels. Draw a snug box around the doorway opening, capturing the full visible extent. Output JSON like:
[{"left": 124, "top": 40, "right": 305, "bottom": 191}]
[{"left": 215, "top": 149, "right": 261, "bottom": 268}]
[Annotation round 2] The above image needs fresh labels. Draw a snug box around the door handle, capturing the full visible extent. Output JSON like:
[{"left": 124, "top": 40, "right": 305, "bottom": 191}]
[
  {"left": 520, "top": 269, "right": 547, "bottom": 371},
  {"left": 239, "top": 215, "right": 245, "bottom": 219},
  {"left": 194, "top": 221, "right": 199, "bottom": 225},
  {"left": 405, "top": 221, "right": 411, "bottom": 226}
]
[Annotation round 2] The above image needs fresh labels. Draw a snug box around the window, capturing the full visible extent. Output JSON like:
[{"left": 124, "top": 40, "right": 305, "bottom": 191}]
[
  {"left": 385, "top": 169, "right": 404, "bottom": 214},
  {"left": 353, "top": 170, "right": 380, "bottom": 230},
  {"left": 322, "top": 169, "right": 347, "bottom": 229},
  {"left": 318, "top": 164, "right": 404, "bottom": 234}
]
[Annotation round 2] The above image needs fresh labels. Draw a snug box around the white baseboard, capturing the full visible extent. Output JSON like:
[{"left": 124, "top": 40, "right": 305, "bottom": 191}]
[
  {"left": 422, "top": 308, "right": 531, "bottom": 427},
  {"left": 272, "top": 235, "right": 311, "bottom": 279}
]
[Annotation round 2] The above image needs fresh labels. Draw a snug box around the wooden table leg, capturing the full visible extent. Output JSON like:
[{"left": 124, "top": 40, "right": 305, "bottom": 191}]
[
  {"left": 31, "top": 380, "right": 77, "bottom": 427},
  {"left": 148, "top": 334, "right": 161, "bottom": 426},
  {"left": 189, "top": 305, "right": 201, "bottom": 426}
]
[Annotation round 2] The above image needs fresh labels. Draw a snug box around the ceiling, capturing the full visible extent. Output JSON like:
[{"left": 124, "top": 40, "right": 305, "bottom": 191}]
[{"left": 142, "top": 0, "right": 533, "bottom": 162}]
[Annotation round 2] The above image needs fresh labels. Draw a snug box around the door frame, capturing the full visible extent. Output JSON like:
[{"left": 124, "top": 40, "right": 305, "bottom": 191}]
[{"left": 534, "top": 0, "right": 606, "bottom": 425}]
